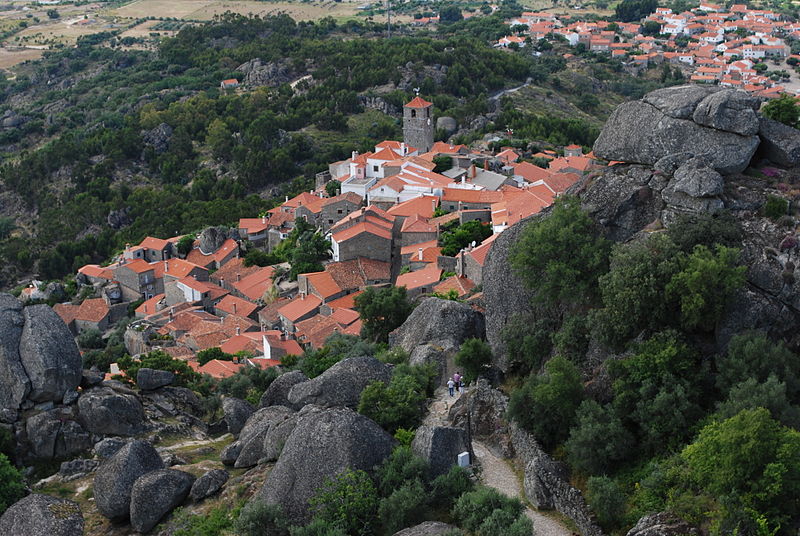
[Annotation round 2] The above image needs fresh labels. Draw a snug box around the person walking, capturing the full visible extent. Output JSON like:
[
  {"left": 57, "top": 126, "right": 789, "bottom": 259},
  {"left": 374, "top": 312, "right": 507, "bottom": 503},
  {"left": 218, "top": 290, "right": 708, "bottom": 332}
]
[
  {"left": 447, "top": 377, "right": 455, "bottom": 397},
  {"left": 453, "top": 372, "right": 462, "bottom": 394}
]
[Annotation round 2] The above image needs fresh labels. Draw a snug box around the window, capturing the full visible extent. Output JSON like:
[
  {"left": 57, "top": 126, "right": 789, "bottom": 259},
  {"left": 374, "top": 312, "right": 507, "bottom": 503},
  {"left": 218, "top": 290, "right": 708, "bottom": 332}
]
[
  {"left": 337, "top": 209, "right": 343, "bottom": 214},
  {"left": 373, "top": 165, "right": 379, "bottom": 172},
  {"left": 328, "top": 219, "right": 334, "bottom": 224},
  {"left": 411, "top": 110, "right": 417, "bottom": 118}
]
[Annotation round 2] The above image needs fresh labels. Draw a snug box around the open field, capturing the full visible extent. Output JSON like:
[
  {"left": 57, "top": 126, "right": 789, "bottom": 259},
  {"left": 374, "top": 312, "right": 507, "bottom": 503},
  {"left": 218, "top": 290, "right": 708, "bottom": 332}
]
[
  {"left": 0, "top": 47, "right": 43, "bottom": 69},
  {"left": 111, "top": 0, "right": 367, "bottom": 21}
]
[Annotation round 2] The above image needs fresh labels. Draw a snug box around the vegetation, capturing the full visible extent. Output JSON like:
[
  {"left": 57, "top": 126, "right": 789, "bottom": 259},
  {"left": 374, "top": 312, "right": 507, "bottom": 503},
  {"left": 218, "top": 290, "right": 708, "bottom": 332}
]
[
  {"left": 762, "top": 94, "right": 800, "bottom": 128},
  {"left": 454, "top": 338, "right": 492, "bottom": 382},
  {"left": 355, "top": 286, "right": 414, "bottom": 343},
  {"left": 358, "top": 363, "right": 436, "bottom": 433},
  {"left": 439, "top": 220, "right": 493, "bottom": 257},
  {"left": 0, "top": 454, "right": 26, "bottom": 516}
]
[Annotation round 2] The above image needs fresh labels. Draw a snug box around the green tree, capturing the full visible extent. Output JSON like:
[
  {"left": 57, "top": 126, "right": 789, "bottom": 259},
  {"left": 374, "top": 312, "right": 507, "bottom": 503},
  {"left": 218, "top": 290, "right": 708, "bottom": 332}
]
[
  {"left": 378, "top": 479, "right": 427, "bottom": 534},
  {"left": 507, "top": 356, "right": 584, "bottom": 449},
  {"left": 665, "top": 211, "right": 742, "bottom": 252},
  {"left": 234, "top": 502, "right": 288, "bottom": 536},
  {"left": 452, "top": 487, "right": 525, "bottom": 533},
  {"left": 439, "top": 5, "right": 463, "bottom": 22},
  {"left": 0, "top": 453, "right": 25, "bottom": 515},
  {"left": 196, "top": 347, "right": 234, "bottom": 366},
  {"left": 716, "top": 375, "right": 800, "bottom": 429},
  {"left": 119, "top": 350, "right": 200, "bottom": 387},
  {"left": 587, "top": 476, "right": 626, "bottom": 529},
  {"left": 510, "top": 196, "right": 610, "bottom": 308},
  {"left": 355, "top": 286, "right": 413, "bottom": 343},
  {"left": 309, "top": 470, "right": 379, "bottom": 536},
  {"left": 565, "top": 400, "right": 633, "bottom": 475},
  {"left": 439, "top": 220, "right": 492, "bottom": 257},
  {"left": 289, "top": 231, "right": 330, "bottom": 280},
  {"left": 206, "top": 118, "right": 234, "bottom": 160},
  {"left": 716, "top": 332, "right": 800, "bottom": 400},
  {"left": 325, "top": 181, "right": 339, "bottom": 197},
  {"left": 682, "top": 408, "right": 800, "bottom": 521},
  {"left": 762, "top": 94, "right": 800, "bottom": 128},
  {"left": 358, "top": 364, "right": 435, "bottom": 433},
  {"left": 454, "top": 338, "right": 492, "bottom": 382},
  {"left": 433, "top": 156, "right": 453, "bottom": 173}
]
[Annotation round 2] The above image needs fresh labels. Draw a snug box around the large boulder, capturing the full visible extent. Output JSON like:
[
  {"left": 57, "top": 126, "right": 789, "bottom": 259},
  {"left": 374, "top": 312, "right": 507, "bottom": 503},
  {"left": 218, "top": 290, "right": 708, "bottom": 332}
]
[
  {"left": 448, "top": 378, "right": 510, "bottom": 443},
  {"left": 0, "top": 494, "right": 84, "bottom": 536},
  {"left": 189, "top": 469, "right": 229, "bottom": 501},
  {"left": 287, "top": 357, "right": 392, "bottom": 409},
  {"left": 18, "top": 305, "right": 82, "bottom": 403},
  {"left": 642, "top": 85, "right": 722, "bottom": 119},
  {"left": 626, "top": 512, "right": 699, "bottom": 536},
  {"left": 260, "top": 370, "right": 308, "bottom": 408},
  {"left": 221, "top": 405, "right": 295, "bottom": 468},
  {"left": 77, "top": 387, "right": 145, "bottom": 436},
  {"left": 237, "top": 58, "right": 297, "bottom": 88},
  {"left": 25, "top": 410, "right": 91, "bottom": 460},
  {"left": 389, "top": 298, "right": 485, "bottom": 382},
  {"left": 136, "top": 368, "right": 174, "bottom": 391},
  {"left": 393, "top": 521, "right": 459, "bottom": 536},
  {"left": 593, "top": 87, "right": 760, "bottom": 175},
  {"left": 411, "top": 425, "right": 469, "bottom": 478},
  {"left": 671, "top": 156, "right": 724, "bottom": 198},
  {"left": 129, "top": 469, "right": 195, "bottom": 533},
  {"left": 197, "top": 226, "right": 232, "bottom": 254},
  {"left": 0, "top": 294, "right": 30, "bottom": 410},
  {"left": 257, "top": 406, "right": 395, "bottom": 523},
  {"left": 93, "top": 439, "right": 164, "bottom": 522},
  {"left": 757, "top": 117, "right": 800, "bottom": 167},
  {"left": 222, "top": 397, "right": 254, "bottom": 437}
]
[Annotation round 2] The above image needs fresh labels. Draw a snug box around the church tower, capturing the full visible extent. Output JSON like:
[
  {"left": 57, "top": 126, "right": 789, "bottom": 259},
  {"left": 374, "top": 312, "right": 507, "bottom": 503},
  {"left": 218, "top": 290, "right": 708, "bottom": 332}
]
[{"left": 403, "top": 96, "right": 434, "bottom": 153}]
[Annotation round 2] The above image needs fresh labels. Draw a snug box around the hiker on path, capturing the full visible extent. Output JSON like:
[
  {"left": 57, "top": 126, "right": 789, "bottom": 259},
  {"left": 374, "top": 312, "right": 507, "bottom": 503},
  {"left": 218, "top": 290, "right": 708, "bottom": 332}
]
[
  {"left": 447, "top": 377, "right": 455, "bottom": 397},
  {"left": 453, "top": 372, "right": 462, "bottom": 394}
]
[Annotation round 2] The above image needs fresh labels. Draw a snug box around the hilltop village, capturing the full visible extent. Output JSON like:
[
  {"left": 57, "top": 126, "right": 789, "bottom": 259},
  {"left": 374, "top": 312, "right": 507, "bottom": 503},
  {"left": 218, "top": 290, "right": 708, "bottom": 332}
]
[
  {"left": 498, "top": 3, "right": 796, "bottom": 97},
  {"left": 45, "top": 96, "right": 601, "bottom": 379}
]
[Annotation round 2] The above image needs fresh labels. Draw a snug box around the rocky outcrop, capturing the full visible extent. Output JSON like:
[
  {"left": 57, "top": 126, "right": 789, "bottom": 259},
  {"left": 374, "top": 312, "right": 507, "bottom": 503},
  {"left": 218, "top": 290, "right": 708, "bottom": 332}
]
[
  {"left": 389, "top": 298, "right": 485, "bottom": 382},
  {"left": 287, "top": 357, "right": 392, "bottom": 409},
  {"left": 141, "top": 123, "right": 172, "bottom": 154},
  {"left": 594, "top": 87, "right": 761, "bottom": 174},
  {"left": 436, "top": 116, "right": 458, "bottom": 134},
  {"left": 222, "top": 397, "right": 254, "bottom": 438},
  {"left": 237, "top": 58, "right": 297, "bottom": 88},
  {"left": 78, "top": 387, "right": 145, "bottom": 436},
  {"left": 197, "top": 226, "right": 233, "bottom": 255},
  {"left": 393, "top": 521, "right": 459, "bottom": 536},
  {"left": 0, "top": 494, "right": 84, "bottom": 536},
  {"left": 358, "top": 95, "right": 399, "bottom": 116},
  {"left": 25, "top": 409, "right": 91, "bottom": 460},
  {"left": 129, "top": 469, "right": 195, "bottom": 533},
  {"left": 221, "top": 405, "right": 295, "bottom": 468},
  {"left": 136, "top": 368, "right": 174, "bottom": 391},
  {"left": 626, "top": 512, "right": 699, "bottom": 536},
  {"left": 190, "top": 469, "right": 229, "bottom": 501},
  {"left": 448, "top": 378, "right": 511, "bottom": 455},
  {"left": 757, "top": 117, "right": 800, "bottom": 167},
  {"left": 260, "top": 370, "right": 308, "bottom": 408},
  {"left": 59, "top": 458, "right": 100, "bottom": 481},
  {"left": 0, "top": 295, "right": 82, "bottom": 414},
  {"left": 257, "top": 406, "right": 395, "bottom": 523},
  {"left": 94, "top": 439, "right": 165, "bottom": 522},
  {"left": 511, "top": 425, "right": 602, "bottom": 536},
  {"left": 411, "top": 425, "right": 469, "bottom": 478}
]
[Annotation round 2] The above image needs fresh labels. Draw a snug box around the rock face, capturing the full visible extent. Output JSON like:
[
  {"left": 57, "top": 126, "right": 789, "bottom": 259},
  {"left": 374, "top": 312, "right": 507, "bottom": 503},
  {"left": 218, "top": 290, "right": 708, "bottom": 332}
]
[
  {"left": 237, "top": 58, "right": 297, "bottom": 87},
  {"left": 78, "top": 387, "right": 145, "bottom": 436},
  {"left": 393, "top": 521, "right": 459, "bottom": 536},
  {"left": 287, "top": 357, "right": 392, "bottom": 409},
  {"left": 671, "top": 156, "right": 724, "bottom": 198},
  {"left": 197, "top": 226, "right": 232, "bottom": 254},
  {"left": 221, "top": 405, "right": 295, "bottom": 468},
  {"left": 94, "top": 439, "right": 165, "bottom": 522},
  {"left": 222, "top": 397, "right": 254, "bottom": 437},
  {"left": 411, "top": 425, "right": 469, "bottom": 477},
  {"left": 25, "top": 409, "right": 92, "bottom": 459},
  {"left": 136, "top": 368, "right": 175, "bottom": 391},
  {"left": 448, "top": 378, "right": 510, "bottom": 455},
  {"left": 593, "top": 87, "right": 760, "bottom": 174},
  {"left": 257, "top": 406, "right": 395, "bottom": 523},
  {"left": 626, "top": 512, "right": 699, "bottom": 536},
  {"left": 0, "top": 294, "right": 31, "bottom": 412},
  {"left": 0, "top": 494, "right": 84, "bottom": 536},
  {"left": 129, "top": 469, "right": 195, "bottom": 533},
  {"left": 389, "top": 298, "right": 485, "bottom": 382},
  {"left": 141, "top": 123, "right": 172, "bottom": 154},
  {"left": 190, "top": 469, "right": 229, "bottom": 501},
  {"left": 260, "top": 370, "right": 308, "bottom": 408},
  {"left": 757, "top": 117, "right": 800, "bottom": 167}
]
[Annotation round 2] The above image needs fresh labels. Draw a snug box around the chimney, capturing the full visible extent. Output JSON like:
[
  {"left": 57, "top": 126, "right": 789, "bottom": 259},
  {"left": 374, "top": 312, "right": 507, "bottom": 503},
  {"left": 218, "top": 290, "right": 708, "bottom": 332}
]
[
  {"left": 164, "top": 261, "right": 168, "bottom": 273},
  {"left": 301, "top": 292, "right": 305, "bottom": 300},
  {"left": 261, "top": 215, "right": 266, "bottom": 224},
  {"left": 237, "top": 273, "right": 241, "bottom": 282},
  {"left": 352, "top": 150, "right": 358, "bottom": 160},
  {"left": 471, "top": 164, "right": 477, "bottom": 179},
  {"left": 169, "top": 307, "right": 174, "bottom": 321},
  {"left": 458, "top": 201, "right": 463, "bottom": 211},
  {"left": 220, "top": 278, "right": 225, "bottom": 288},
  {"left": 461, "top": 175, "right": 465, "bottom": 185},
  {"left": 459, "top": 250, "right": 465, "bottom": 277},
  {"left": 484, "top": 159, "right": 489, "bottom": 170},
  {"left": 285, "top": 195, "right": 289, "bottom": 202},
  {"left": 418, "top": 248, "right": 423, "bottom": 261},
  {"left": 236, "top": 325, "right": 240, "bottom": 336},
  {"left": 401, "top": 142, "right": 406, "bottom": 155},
  {"left": 233, "top": 303, "right": 237, "bottom": 315}
]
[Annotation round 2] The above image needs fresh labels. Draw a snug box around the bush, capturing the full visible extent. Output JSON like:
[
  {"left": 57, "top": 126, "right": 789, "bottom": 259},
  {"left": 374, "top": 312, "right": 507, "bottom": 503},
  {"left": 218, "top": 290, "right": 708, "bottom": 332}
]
[
  {"left": 716, "top": 332, "right": 800, "bottom": 400},
  {"left": 393, "top": 428, "right": 415, "bottom": 447},
  {"left": 0, "top": 453, "right": 25, "bottom": 516},
  {"left": 355, "top": 286, "right": 413, "bottom": 343},
  {"left": 375, "top": 446, "right": 429, "bottom": 496},
  {"left": 502, "top": 314, "right": 556, "bottom": 375},
  {"left": 196, "top": 347, "right": 234, "bottom": 365},
  {"left": 358, "top": 366, "right": 432, "bottom": 434},
  {"left": 299, "top": 333, "right": 377, "bottom": 378},
  {"left": 715, "top": 376, "right": 800, "bottom": 429},
  {"left": 309, "top": 470, "right": 378, "bottom": 536},
  {"left": 553, "top": 313, "right": 590, "bottom": 363},
  {"left": 764, "top": 195, "right": 789, "bottom": 220},
  {"left": 565, "top": 400, "right": 633, "bottom": 475},
  {"left": 289, "top": 519, "right": 348, "bottom": 536},
  {"left": 430, "top": 466, "right": 474, "bottom": 509},
  {"left": 118, "top": 350, "right": 200, "bottom": 387},
  {"left": 454, "top": 338, "right": 492, "bottom": 382},
  {"left": 234, "top": 502, "right": 288, "bottom": 536},
  {"left": 507, "top": 356, "right": 584, "bottom": 449},
  {"left": 77, "top": 328, "right": 104, "bottom": 349},
  {"left": 587, "top": 476, "right": 626, "bottom": 529},
  {"left": 378, "top": 479, "right": 427, "bottom": 534},
  {"left": 478, "top": 509, "right": 533, "bottom": 536},
  {"left": 452, "top": 487, "right": 525, "bottom": 533},
  {"left": 666, "top": 211, "right": 742, "bottom": 252},
  {"left": 510, "top": 196, "right": 610, "bottom": 308}
]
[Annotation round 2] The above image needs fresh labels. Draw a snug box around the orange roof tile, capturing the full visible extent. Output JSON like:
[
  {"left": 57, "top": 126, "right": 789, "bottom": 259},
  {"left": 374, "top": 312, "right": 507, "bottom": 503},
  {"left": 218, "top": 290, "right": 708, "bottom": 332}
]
[
  {"left": 53, "top": 303, "right": 79, "bottom": 326},
  {"left": 387, "top": 195, "right": 439, "bottom": 219},
  {"left": 325, "top": 291, "right": 363, "bottom": 310},
  {"left": 155, "top": 258, "right": 207, "bottom": 280},
  {"left": 216, "top": 295, "right": 259, "bottom": 318},
  {"left": 118, "top": 258, "right": 154, "bottom": 274},
  {"left": 396, "top": 264, "right": 443, "bottom": 290},
  {"left": 75, "top": 298, "right": 110, "bottom": 323},
  {"left": 302, "top": 271, "right": 343, "bottom": 300},
  {"left": 198, "top": 359, "right": 244, "bottom": 379},
  {"left": 401, "top": 239, "right": 438, "bottom": 256},
  {"left": 233, "top": 266, "right": 275, "bottom": 302},
  {"left": 401, "top": 214, "right": 436, "bottom": 234},
  {"left": 331, "top": 221, "right": 392, "bottom": 243},
  {"left": 78, "top": 264, "right": 114, "bottom": 280},
  {"left": 433, "top": 276, "right": 476, "bottom": 297},
  {"left": 278, "top": 294, "right": 323, "bottom": 322},
  {"left": 331, "top": 307, "right": 360, "bottom": 326},
  {"left": 210, "top": 257, "right": 262, "bottom": 287},
  {"left": 405, "top": 96, "right": 433, "bottom": 108},
  {"left": 140, "top": 236, "right": 170, "bottom": 251},
  {"left": 136, "top": 294, "right": 165, "bottom": 317}
]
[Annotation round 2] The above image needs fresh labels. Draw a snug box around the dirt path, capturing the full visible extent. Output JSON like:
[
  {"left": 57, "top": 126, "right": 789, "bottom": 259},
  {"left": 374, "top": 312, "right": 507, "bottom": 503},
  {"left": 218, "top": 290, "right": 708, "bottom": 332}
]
[{"left": 424, "top": 387, "right": 573, "bottom": 536}]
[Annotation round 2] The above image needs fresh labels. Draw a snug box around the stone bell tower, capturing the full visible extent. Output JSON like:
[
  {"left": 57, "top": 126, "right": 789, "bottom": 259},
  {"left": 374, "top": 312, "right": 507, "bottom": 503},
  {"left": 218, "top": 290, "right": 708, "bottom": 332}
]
[{"left": 403, "top": 96, "right": 434, "bottom": 153}]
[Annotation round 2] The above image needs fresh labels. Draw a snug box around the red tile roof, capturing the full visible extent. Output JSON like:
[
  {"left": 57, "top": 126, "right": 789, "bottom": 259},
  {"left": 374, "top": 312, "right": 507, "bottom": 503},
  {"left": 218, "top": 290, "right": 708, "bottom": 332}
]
[
  {"left": 401, "top": 214, "right": 436, "bottom": 234},
  {"left": 325, "top": 291, "right": 363, "bottom": 311},
  {"left": 278, "top": 294, "right": 323, "bottom": 322},
  {"left": 387, "top": 195, "right": 439, "bottom": 219},
  {"left": 302, "top": 271, "right": 343, "bottom": 301},
  {"left": 216, "top": 295, "right": 259, "bottom": 318},
  {"left": 433, "top": 276, "right": 476, "bottom": 297},
  {"left": 53, "top": 303, "right": 79, "bottom": 326},
  {"left": 136, "top": 294, "right": 165, "bottom": 317},
  {"left": 396, "top": 264, "right": 443, "bottom": 290},
  {"left": 140, "top": 236, "right": 170, "bottom": 251},
  {"left": 210, "top": 257, "right": 262, "bottom": 288},
  {"left": 405, "top": 96, "right": 433, "bottom": 108},
  {"left": 331, "top": 307, "right": 360, "bottom": 326},
  {"left": 75, "top": 298, "right": 110, "bottom": 323},
  {"left": 197, "top": 359, "right": 244, "bottom": 379},
  {"left": 233, "top": 266, "right": 275, "bottom": 302},
  {"left": 78, "top": 264, "right": 114, "bottom": 280},
  {"left": 331, "top": 221, "right": 392, "bottom": 243},
  {"left": 155, "top": 258, "right": 207, "bottom": 280}
]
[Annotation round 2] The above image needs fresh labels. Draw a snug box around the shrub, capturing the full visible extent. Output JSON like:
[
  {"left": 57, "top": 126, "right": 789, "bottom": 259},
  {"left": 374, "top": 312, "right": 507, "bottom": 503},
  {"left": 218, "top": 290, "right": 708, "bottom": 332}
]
[
  {"left": 289, "top": 519, "right": 348, "bottom": 536},
  {"left": 454, "top": 338, "right": 492, "bottom": 382},
  {"left": 309, "top": 470, "right": 378, "bottom": 536},
  {"left": 452, "top": 487, "right": 524, "bottom": 533},
  {"left": 77, "top": 328, "right": 104, "bottom": 349},
  {"left": 666, "top": 211, "right": 742, "bottom": 252},
  {"left": 355, "top": 286, "right": 413, "bottom": 343},
  {"left": 716, "top": 331, "right": 800, "bottom": 400},
  {"left": 0, "top": 453, "right": 25, "bottom": 516},
  {"left": 430, "top": 466, "right": 474, "bottom": 509},
  {"left": 764, "top": 195, "right": 789, "bottom": 220},
  {"left": 196, "top": 347, "right": 234, "bottom": 365},
  {"left": 507, "top": 356, "right": 584, "bottom": 450},
  {"left": 565, "top": 400, "right": 633, "bottom": 475},
  {"left": 587, "top": 476, "right": 626, "bottom": 529},
  {"left": 358, "top": 371, "right": 430, "bottom": 434},
  {"left": 375, "top": 446, "right": 429, "bottom": 497},
  {"left": 234, "top": 502, "right": 288, "bottom": 536},
  {"left": 715, "top": 376, "right": 800, "bottom": 429},
  {"left": 393, "top": 428, "right": 415, "bottom": 447},
  {"left": 502, "top": 314, "right": 556, "bottom": 375},
  {"left": 553, "top": 313, "right": 590, "bottom": 363},
  {"left": 377, "top": 479, "right": 427, "bottom": 534}
]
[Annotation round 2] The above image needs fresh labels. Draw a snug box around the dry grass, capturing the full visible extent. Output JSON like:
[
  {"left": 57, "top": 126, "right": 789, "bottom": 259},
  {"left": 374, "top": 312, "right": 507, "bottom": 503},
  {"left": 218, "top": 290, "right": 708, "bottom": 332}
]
[
  {"left": 0, "top": 47, "right": 44, "bottom": 69},
  {"left": 111, "top": 0, "right": 366, "bottom": 22}
]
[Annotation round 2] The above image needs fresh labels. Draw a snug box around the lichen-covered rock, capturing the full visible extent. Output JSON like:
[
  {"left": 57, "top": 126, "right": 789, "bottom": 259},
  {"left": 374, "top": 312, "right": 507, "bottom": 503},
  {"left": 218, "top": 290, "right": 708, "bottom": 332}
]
[
  {"left": 261, "top": 411, "right": 300, "bottom": 462},
  {"left": 93, "top": 440, "right": 164, "bottom": 522},
  {"left": 222, "top": 397, "right": 254, "bottom": 437},
  {"left": 260, "top": 370, "right": 308, "bottom": 409},
  {"left": 671, "top": 156, "right": 724, "bottom": 198},
  {"left": 257, "top": 406, "right": 395, "bottom": 523},
  {"left": 393, "top": 521, "right": 459, "bottom": 536},
  {"left": 136, "top": 368, "right": 175, "bottom": 391},
  {"left": 59, "top": 459, "right": 100, "bottom": 480},
  {"left": 197, "top": 226, "right": 233, "bottom": 255},
  {"left": 0, "top": 494, "right": 84, "bottom": 536},
  {"left": 190, "top": 469, "right": 229, "bottom": 501},
  {"left": 692, "top": 89, "right": 760, "bottom": 135},
  {"left": 758, "top": 117, "right": 800, "bottom": 167},
  {"left": 0, "top": 294, "right": 31, "bottom": 410},
  {"left": 593, "top": 90, "right": 760, "bottom": 174},
  {"left": 25, "top": 410, "right": 92, "bottom": 460},
  {"left": 643, "top": 85, "right": 722, "bottom": 119},
  {"left": 80, "top": 369, "right": 104, "bottom": 389},
  {"left": 448, "top": 378, "right": 510, "bottom": 447},
  {"left": 77, "top": 387, "right": 144, "bottom": 436},
  {"left": 626, "top": 512, "right": 699, "bottom": 536},
  {"left": 232, "top": 405, "right": 295, "bottom": 468},
  {"left": 129, "top": 469, "right": 195, "bottom": 533},
  {"left": 237, "top": 58, "right": 297, "bottom": 88},
  {"left": 287, "top": 357, "right": 392, "bottom": 409},
  {"left": 93, "top": 437, "right": 128, "bottom": 459},
  {"left": 411, "top": 425, "right": 469, "bottom": 477},
  {"left": 141, "top": 123, "right": 172, "bottom": 154}
]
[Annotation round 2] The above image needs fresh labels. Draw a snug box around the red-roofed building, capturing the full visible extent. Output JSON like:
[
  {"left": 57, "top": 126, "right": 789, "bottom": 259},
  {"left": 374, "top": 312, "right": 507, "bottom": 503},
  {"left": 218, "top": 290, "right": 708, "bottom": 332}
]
[
  {"left": 456, "top": 234, "right": 498, "bottom": 285},
  {"left": 433, "top": 275, "right": 476, "bottom": 298},
  {"left": 233, "top": 266, "right": 275, "bottom": 302},
  {"left": 186, "top": 239, "right": 239, "bottom": 270},
  {"left": 197, "top": 359, "right": 244, "bottom": 379},
  {"left": 210, "top": 257, "right": 262, "bottom": 292},
  {"left": 215, "top": 294, "right": 260, "bottom": 320},
  {"left": 72, "top": 297, "right": 111, "bottom": 333},
  {"left": 396, "top": 264, "right": 443, "bottom": 299},
  {"left": 136, "top": 294, "right": 166, "bottom": 319},
  {"left": 278, "top": 294, "right": 323, "bottom": 333},
  {"left": 387, "top": 195, "right": 439, "bottom": 219},
  {"left": 399, "top": 214, "right": 438, "bottom": 246},
  {"left": 331, "top": 221, "right": 393, "bottom": 263},
  {"left": 166, "top": 277, "right": 229, "bottom": 310},
  {"left": 325, "top": 258, "right": 391, "bottom": 292},
  {"left": 77, "top": 264, "right": 114, "bottom": 285},
  {"left": 298, "top": 271, "right": 346, "bottom": 303}
]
